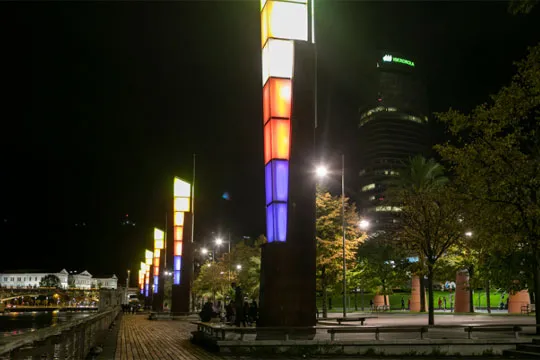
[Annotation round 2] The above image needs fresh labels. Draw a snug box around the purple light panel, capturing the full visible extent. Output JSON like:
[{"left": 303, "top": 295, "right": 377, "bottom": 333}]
[
  {"left": 173, "top": 255, "right": 181, "bottom": 285},
  {"left": 145, "top": 284, "right": 149, "bottom": 297},
  {"left": 265, "top": 160, "right": 289, "bottom": 205},
  {"left": 266, "top": 202, "right": 288, "bottom": 242},
  {"left": 153, "top": 276, "right": 159, "bottom": 293}
]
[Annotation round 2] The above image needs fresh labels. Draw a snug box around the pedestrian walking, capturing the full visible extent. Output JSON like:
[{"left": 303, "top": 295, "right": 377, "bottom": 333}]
[{"left": 401, "top": 297, "right": 405, "bottom": 311}]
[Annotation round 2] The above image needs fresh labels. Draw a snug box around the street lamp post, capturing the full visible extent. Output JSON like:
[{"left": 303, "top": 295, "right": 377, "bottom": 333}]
[{"left": 316, "top": 154, "right": 348, "bottom": 318}]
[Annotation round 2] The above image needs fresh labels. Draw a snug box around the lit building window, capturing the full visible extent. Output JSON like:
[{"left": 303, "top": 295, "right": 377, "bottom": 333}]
[
  {"left": 375, "top": 206, "right": 402, "bottom": 212},
  {"left": 362, "top": 183, "right": 375, "bottom": 191}
]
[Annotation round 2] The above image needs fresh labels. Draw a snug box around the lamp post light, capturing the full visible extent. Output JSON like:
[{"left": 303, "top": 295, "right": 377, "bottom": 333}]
[
  {"left": 316, "top": 154, "right": 348, "bottom": 318},
  {"left": 236, "top": 264, "right": 242, "bottom": 271}
]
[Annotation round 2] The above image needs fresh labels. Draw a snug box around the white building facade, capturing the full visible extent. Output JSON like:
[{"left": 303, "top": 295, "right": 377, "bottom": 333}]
[{"left": 0, "top": 269, "right": 117, "bottom": 289}]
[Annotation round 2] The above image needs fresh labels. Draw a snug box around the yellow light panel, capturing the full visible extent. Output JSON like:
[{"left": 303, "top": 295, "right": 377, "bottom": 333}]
[
  {"left": 261, "top": 0, "right": 307, "bottom": 10},
  {"left": 154, "top": 228, "right": 164, "bottom": 240},
  {"left": 174, "top": 198, "right": 190, "bottom": 212},
  {"left": 145, "top": 250, "right": 153, "bottom": 265},
  {"left": 154, "top": 238, "right": 164, "bottom": 250},
  {"left": 174, "top": 177, "right": 191, "bottom": 198},
  {"left": 262, "top": 38, "right": 294, "bottom": 85},
  {"left": 141, "top": 262, "right": 147, "bottom": 271},
  {"left": 261, "top": 1, "right": 308, "bottom": 46},
  {"left": 175, "top": 241, "right": 183, "bottom": 256},
  {"left": 175, "top": 226, "right": 184, "bottom": 241},
  {"left": 174, "top": 211, "right": 185, "bottom": 226}
]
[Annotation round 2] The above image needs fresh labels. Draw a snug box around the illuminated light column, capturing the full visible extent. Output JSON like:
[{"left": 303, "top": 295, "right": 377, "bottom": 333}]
[
  {"left": 152, "top": 228, "right": 165, "bottom": 311},
  {"left": 145, "top": 250, "right": 153, "bottom": 298},
  {"left": 140, "top": 262, "right": 147, "bottom": 295},
  {"left": 139, "top": 268, "right": 144, "bottom": 295},
  {"left": 171, "top": 177, "right": 193, "bottom": 314},
  {"left": 258, "top": 0, "right": 317, "bottom": 335},
  {"left": 153, "top": 228, "right": 164, "bottom": 293}
]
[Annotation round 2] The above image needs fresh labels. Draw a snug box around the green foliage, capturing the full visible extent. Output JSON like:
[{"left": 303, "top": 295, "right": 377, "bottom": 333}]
[
  {"left": 436, "top": 44, "right": 540, "bottom": 311},
  {"left": 193, "top": 236, "right": 263, "bottom": 302},
  {"left": 508, "top": 0, "right": 538, "bottom": 14},
  {"left": 316, "top": 187, "right": 366, "bottom": 317},
  {"left": 39, "top": 274, "right": 61, "bottom": 288}
]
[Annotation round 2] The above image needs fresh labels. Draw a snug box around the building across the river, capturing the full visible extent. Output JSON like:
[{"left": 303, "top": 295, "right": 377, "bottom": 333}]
[{"left": 0, "top": 269, "right": 118, "bottom": 289}]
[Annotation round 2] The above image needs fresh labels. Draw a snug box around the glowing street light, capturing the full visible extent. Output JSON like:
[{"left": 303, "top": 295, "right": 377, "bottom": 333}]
[
  {"left": 359, "top": 220, "right": 370, "bottom": 230},
  {"left": 465, "top": 231, "right": 473, "bottom": 237},
  {"left": 236, "top": 264, "right": 242, "bottom": 270},
  {"left": 315, "top": 166, "right": 328, "bottom": 178},
  {"left": 215, "top": 238, "right": 224, "bottom": 246},
  {"left": 201, "top": 248, "right": 208, "bottom": 255}
]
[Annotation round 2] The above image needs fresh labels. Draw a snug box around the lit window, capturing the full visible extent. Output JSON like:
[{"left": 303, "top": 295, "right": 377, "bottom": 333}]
[
  {"left": 261, "top": 0, "right": 308, "bottom": 46},
  {"left": 262, "top": 38, "right": 294, "bottom": 85},
  {"left": 362, "top": 183, "right": 375, "bottom": 191}
]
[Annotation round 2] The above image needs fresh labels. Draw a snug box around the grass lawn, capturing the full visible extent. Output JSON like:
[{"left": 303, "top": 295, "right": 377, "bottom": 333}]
[{"left": 317, "top": 290, "right": 508, "bottom": 312}]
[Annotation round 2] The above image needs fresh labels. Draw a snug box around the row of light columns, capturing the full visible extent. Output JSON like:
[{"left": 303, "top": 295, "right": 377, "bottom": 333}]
[{"left": 136, "top": 177, "right": 193, "bottom": 313}]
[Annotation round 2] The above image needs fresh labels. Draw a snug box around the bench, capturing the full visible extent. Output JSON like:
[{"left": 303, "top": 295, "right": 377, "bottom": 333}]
[
  {"left": 463, "top": 326, "right": 522, "bottom": 339},
  {"left": 148, "top": 312, "right": 172, "bottom": 320},
  {"left": 335, "top": 316, "right": 374, "bottom": 325},
  {"left": 327, "top": 326, "right": 428, "bottom": 341},
  {"left": 374, "top": 305, "right": 390, "bottom": 312},
  {"left": 521, "top": 304, "right": 536, "bottom": 315},
  {"left": 192, "top": 322, "right": 318, "bottom": 341}
]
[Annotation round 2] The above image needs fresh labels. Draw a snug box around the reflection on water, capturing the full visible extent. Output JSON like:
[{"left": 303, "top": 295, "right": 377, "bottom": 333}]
[{"left": 0, "top": 311, "right": 91, "bottom": 337}]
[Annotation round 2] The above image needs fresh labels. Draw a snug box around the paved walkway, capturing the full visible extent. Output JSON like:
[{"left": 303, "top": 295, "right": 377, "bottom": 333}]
[
  {"left": 115, "top": 315, "right": 224, "bottom": 360},
  {"left": 114, "top": 313, "right": 537, "bottom": 359}
]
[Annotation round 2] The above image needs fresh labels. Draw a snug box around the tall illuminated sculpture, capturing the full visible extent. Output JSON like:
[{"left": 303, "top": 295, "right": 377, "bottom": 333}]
[
  {"left": 171, "top": 177, "right": 193, "bottom": 313},
  {"left": 138, "top": 267, "right": 144, "bottom": 295},
  {"left": 258, "top": 0, "right": 317, "bottom": 334},
  {"left": 153, "top": 228, "right": 164, "bottom": 293},
  {"left": 145, "top": 250, "right": 153, "bottom": 298}
]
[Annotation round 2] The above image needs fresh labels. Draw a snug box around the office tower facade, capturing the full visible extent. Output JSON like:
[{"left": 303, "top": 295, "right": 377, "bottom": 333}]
[{"left": 357, "top": 53, "right": 429, "bottom": 233}]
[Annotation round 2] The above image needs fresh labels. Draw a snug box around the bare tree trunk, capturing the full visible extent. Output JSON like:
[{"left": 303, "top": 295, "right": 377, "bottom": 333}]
[
  {"left": 420, "top": 276, "right": 426, "bottom": 312},
  {"left": 383, "top": 281, "right": 388, "bottom": 306},
  {"left": 427, "top": 265, "right": 435, "bottom": 325},
  {"left": 485, "top": 279, "right": 491, "bottom": 314}
]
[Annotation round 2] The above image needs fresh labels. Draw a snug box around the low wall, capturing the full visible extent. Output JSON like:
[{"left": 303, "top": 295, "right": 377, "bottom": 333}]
[
  {"left": 216, "top": 339, "right": 525, "bottom": 356},
  {"left": 0, "top": 307, "right": 120, "bottom": 358}
]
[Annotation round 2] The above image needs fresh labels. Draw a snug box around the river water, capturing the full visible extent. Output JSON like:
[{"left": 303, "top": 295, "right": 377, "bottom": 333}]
[{"left": 0, "top": 311, "right": 92, "bottom": 337}]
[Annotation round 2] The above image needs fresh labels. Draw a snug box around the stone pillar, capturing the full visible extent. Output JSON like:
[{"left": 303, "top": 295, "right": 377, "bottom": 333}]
[
  {"left": 508, "top": 290, "right": 530, "bottom": 313},
  {"left": 454, "top": 270, "right": 470, "bottom": 313},
  {"left": 410, "top": 275, "right": 425, "bottom": 312}
]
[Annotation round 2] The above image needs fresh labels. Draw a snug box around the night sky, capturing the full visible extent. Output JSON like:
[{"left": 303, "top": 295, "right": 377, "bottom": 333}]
[{"left": 1, "top": 2, "right": 539, "bottom": 282}]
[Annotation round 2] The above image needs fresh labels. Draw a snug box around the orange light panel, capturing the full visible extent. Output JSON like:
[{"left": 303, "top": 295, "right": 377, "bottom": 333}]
[
  {"left": 263, "top": 78, "right": 292, "bottom": 124},
  {"left": 175, "top": 241, "right": 183, "bottom": 256},
  {"left": 174, "top": 226, "right": 184, "bottom": 241},
  {"left": 264, "top": 119, "right": 290, "bottom": 164},
  {"left": 174, "top": 198, "right": 190, "bottom": 212}
]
